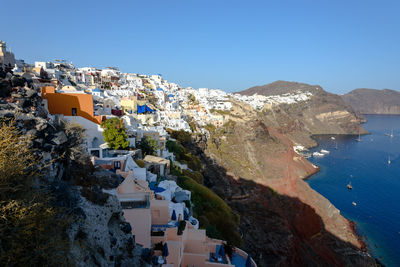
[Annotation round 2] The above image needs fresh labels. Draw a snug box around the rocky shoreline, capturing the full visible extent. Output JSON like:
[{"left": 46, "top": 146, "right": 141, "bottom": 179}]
[
  {"left": 301, "top": 159, "right": 371, "bottom": 254},
  {"left": 302, "top": 133, "right": 387, "bottom": 266}
]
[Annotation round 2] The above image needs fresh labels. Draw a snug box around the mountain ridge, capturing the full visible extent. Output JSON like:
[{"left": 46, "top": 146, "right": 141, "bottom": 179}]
[
  {"left": 237, "top": 80, "right": 323, "bottom": 96},
  {"left": 342, "top": 88, "right": 400, "bottom": 114}
]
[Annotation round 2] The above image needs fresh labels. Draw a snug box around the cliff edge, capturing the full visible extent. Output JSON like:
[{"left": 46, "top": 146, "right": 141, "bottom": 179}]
[{"left": 192, "top": 81, "right": 377, "bottom": 266}]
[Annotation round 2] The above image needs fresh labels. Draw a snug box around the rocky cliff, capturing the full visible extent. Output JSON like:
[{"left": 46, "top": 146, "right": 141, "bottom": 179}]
[
  {"left": 0, "top": 72, "right": 147, "bottom": 266},
  {"left": 238, "top": 81, "right": 367, "bottom": 146},
  {"left": 200, "top": 119, "right": 376, "bottom": 266},
  {"left": 190, "top": 81, "right": 378, "bottom": 266},
  {"left": 342, "top": 88, "right": 400, "bottom": 114}
]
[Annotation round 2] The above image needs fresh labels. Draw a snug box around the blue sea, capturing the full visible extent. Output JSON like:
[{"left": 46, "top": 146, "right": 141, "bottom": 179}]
[{"left": 307, "top": 115, "right": 400, "bottom": 267}]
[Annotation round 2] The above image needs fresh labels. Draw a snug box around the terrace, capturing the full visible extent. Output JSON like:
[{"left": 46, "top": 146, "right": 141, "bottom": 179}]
[{"left": 209, "top": 245, "right": 228, "bottom": 264}]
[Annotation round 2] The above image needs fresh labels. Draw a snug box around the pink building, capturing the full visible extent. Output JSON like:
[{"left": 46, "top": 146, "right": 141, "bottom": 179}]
[{"left": 116, "top": 171, "right": 257, "bottom": 267}]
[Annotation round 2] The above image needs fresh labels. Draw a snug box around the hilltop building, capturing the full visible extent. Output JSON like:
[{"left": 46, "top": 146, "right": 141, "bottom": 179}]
[{"left": 0, "top": 41, "right": 15, "bottom": 67}]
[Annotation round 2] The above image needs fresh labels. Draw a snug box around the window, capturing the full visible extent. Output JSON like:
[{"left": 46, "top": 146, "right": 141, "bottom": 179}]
[
  {"left": 72, "top": 108, "right": 77, "bottom": 116},
  {"left": 90, "top": 149, "right": 100, "bottom": 157},
  {"left": 114, "top": 161, "right": 121, "bottom": 169}
]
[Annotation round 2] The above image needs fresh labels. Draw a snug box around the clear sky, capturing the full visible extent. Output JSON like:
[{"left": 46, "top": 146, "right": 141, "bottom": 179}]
[{"left": 2, "top": 0, "right": 400, "bottom": 94}]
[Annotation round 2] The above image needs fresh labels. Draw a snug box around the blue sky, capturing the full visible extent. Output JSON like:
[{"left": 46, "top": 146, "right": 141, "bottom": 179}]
[{"left": 2, "top": 0, "right": 400, "bottom": 93}]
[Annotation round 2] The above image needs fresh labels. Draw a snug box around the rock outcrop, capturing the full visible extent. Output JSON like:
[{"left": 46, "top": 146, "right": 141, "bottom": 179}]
[
  {"left": 342, "top": 88, "right": 400, "bottom": 114},
  {"left": 0, "top": 72, "right": 147, "bottom": 266}
]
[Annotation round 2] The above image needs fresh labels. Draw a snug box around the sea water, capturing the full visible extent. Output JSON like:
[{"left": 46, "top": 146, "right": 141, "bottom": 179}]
[{"left": 307, "top": 115, "right": 400, "bottom": 267}]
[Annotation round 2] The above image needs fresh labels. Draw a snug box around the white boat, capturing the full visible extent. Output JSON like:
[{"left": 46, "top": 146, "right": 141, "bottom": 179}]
[
  {"left": 330, "top": 136, "right": 336, "bottom": 140},
  {"left": 355, "top": 132, "right": 361, "bottom": 142},
  {"left": 385, "top": 129, "right": 394, "bottom": 138},
  {"left": 320, "top": 149, "right": 330, "bottom": 154},
  {"left": 388, "top": 156, "right": 391, "bottom": 165},
  {"left": 352, "top": 202, "right": 357, "bottom": 206},
  {"left": 347, "top": 182, "right": 352, "bottom": 190},
  {"left": 313, "top": 152, "right": 325, "bottom": 157}
]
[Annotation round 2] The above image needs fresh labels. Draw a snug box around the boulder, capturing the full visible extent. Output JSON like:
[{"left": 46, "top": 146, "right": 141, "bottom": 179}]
[
  {"left": 0, "top": 102, "right": 11, "bottom": 110},
  {"left": 16, "top": 98, "right": 31, "bottom": 108},
  {"left": 43, "top": 143, "right": 55, "bottom": 152},
  {"left": 25, "top": 89, "right": 37, "bottom": 98},
  {"left": 0, "top": 109, "right": 15, "bottom": 118},
  {"left": 0, "top": 79, "right": 11, "bottom": 98},
  {"left": 11, "top": 93, "right": 22, "bottom": 98},
  {"left": 120, "top": 222, "right": 132, "bottom": 234},
  {"left": 33, "top": 138, "right": 45, "bottom": 148},
  {"left": 35, "top": 117, "right": 48, "bottom": 131},
  {"left": 88, "top": 169, "right": 123, "bottom": 189},
  {"left": 10, "top": 75, "right": 26, "bottom": 87},
  {"left": 51, "top": 131, "right": 68, "bottom": 145},
  {"left": 80, "top": 186, "right": 110, "bottom": 206},
  {"left": 0, "top": 68, "right": 6, "bottom": 79},
  {"left": 26, "top": 129, "right": 39, "bottom": 138}
]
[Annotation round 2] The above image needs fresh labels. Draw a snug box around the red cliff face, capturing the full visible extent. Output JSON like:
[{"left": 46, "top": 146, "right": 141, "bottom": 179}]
[{"left": 202, "top": 116, "right": 376, "bottom": 266}]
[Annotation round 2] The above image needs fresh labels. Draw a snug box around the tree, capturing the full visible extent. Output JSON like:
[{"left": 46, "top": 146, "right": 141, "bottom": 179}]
[
  {"left": 137, "top": 136, "right": 159, "bottom": 156},
  {"left": 0, "top": 120, "right": 71, "bottom": 266},
  {"left": 167, "top": 129, "right": 191, "bottom": 145},
  {"left": 101, "top": 118, "right": 129, "bottom": 150}
]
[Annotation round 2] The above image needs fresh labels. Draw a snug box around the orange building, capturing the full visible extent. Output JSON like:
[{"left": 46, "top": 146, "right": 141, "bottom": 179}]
[{"left": 41, "top": 86, "right": 103, "bottom": 124}]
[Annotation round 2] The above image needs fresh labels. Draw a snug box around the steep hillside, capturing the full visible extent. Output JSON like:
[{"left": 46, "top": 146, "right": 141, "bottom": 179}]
[
  {"left": 237, "top": 81, "right": 366, "bottom": 147},
  {"left": 187, "top": 82, "right": 378, "bottom": 266},
  {"left": 343, "top": 88, "right": 400, "bottom": 114},
  {"left": 192, "top": 117, "right": 377, "bottom": 266}
]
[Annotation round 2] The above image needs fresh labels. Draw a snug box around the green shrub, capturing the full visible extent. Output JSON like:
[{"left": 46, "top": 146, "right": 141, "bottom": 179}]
[
  {"left": 182, "top": 169, "right": 203, "bottom": 184},
  {"left": 166, "top": 140, "right": 203, "bottom": 171},
  {"left": 101, "top": 118, "right": 129, "bottom": 150},
  {"left": 137, "top": 136, "right": 159, "bottom": 156},
  {"left": 189, "top": 121, "right": 196, "bottom": 132},
  {"left": 168, "top": 130, "right": 191, "bottom": 145},
  {"left": 177, "top": 176, "right": 241, "bottom": 246},
  {"left": 204, "top": 124, "right": 216, "bottom": 132},
  {"left": 166, "top": 140, "right": 185, "bottom": 156},
  {"left": 167, "top": 131, "right": 241, "bottom": 245},
  {"left": 135, "top": 159, "right": 145, "bottom": 168}
]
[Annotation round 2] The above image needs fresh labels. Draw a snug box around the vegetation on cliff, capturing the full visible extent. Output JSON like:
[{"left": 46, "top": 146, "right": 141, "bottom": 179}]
[
  {"left": 0, "top": 120, "right": 71, "bottom": 266},
  {"left": 166, "top": 130, "right": 202, "bottom": 171},
  {"left": 177, "top": 174, "right": 241, "bottom": 246},
  {"left": 167, "top": 129, "right": 242, "bottom": 246}
]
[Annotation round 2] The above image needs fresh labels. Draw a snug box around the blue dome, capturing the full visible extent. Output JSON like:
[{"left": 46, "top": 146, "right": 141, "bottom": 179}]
[
  {"left": 157, "top": 88, "right": 163, "bottom": 91},
  {"left": 93, "top": 88, "right": 101, "bottom": 92}
]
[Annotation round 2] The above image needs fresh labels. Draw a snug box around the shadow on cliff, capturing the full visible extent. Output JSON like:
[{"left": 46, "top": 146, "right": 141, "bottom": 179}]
[{"left": 188, "top": 140, "right": 381, "bottom": 267}]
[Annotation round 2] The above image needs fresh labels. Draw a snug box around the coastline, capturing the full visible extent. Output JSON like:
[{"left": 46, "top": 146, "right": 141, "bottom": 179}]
[{"left": 302, "top": 133, "right": 382, "bottom": 265}]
